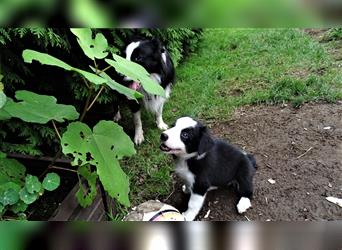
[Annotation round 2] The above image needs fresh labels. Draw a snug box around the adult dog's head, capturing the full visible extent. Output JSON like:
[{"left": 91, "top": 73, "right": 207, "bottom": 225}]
[
  {"left": 160, "top": 117, "right": 214, "bottom": 158},
  {"left": 125, "top": 38, "right": 164, "bottom": 74}
]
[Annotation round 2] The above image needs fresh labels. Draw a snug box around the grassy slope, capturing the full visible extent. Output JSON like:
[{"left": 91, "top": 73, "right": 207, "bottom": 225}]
[{"left": 118, "top": 28, "right": 341, "bottom": 216}]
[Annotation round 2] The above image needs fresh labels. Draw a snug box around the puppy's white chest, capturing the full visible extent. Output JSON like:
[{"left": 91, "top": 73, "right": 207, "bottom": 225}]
[{"left": 175, "top": 159, "right": 195, "bottom": 187}]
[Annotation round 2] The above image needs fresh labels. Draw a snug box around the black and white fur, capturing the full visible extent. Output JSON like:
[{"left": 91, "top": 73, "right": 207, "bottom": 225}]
[
  {"left": 115, "top": 38, "right": 175, "bottom": 145},
  {"left": 160, "top": 117, "right": 257, "bottom": 221}
]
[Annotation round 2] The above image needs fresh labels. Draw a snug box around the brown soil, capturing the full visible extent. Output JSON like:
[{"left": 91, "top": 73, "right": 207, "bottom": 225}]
[{"left": 165, "top": 103, "right": 342, "bottom": 221}]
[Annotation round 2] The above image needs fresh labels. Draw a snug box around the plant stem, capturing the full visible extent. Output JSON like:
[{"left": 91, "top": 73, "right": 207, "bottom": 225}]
[
  {"left": 50, "top": 165, "right": 77, "bottom": 173},
  {"left": 80, "top": 86, "right": 93, "bottom": 121},
  {"left": 93, "top": 58, "right": 98, "bottom": 72},
  {"left": 86, "top": 85, "right": 105, "bottom": 112},
  {"left": 99, "top": 181, "right": 110, "bottom": 221},
  {"left": 6, "top": 153, "right": 71, "bottom": 163},
  {"left": 82, "top": 77, "right": 90, "bottom": 89},
  {"left": 52, "top": 120, "right": 62, "bottom": 141},
  {"left": 97, "top": 65, "right": 112, "bottom": 75}
]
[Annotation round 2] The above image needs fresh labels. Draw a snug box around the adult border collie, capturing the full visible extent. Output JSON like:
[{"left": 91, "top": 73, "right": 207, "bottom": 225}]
[
  {"left": 115, "top": 37, "right": 175, "bottom": 145},
  {"left": 160, "top": 117, "right": 257, "bottom": 221}
]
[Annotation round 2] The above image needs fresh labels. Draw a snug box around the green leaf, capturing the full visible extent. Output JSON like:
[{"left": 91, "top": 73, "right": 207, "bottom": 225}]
[
  {"left": 0, "top": 183, "right": 20, "bottom": 206},
  {"left": 0, "top": 92, "right": 6, "bottom": 109},
  {"left": 70, "top": 28, "right": 108, "bottom": 60},
  {"left": 0, "top": 203, "right": 4, "bottom": 214},
  {"left": 23, "top": 49, "right": 73, "bottom": 70},
  {"left": 90, "top": 66, "right": 143, "bottom": 101},
  {"left": 22, "top": 49, "right": 107, "bottom": 85},
  {"left": 0, "top": 158, "right": 26, "bottom": 186},
  {"left": 42, "top": 173, "right": 60, "bottom": 191},
  {"left": 3, "top": 90, "right": 79, "bottom": 124},
  {"left": 105, "top": 55, "right": 166, "bottom": 97},
  {"left": 0, "top": 106, "right": 11, "bottom": 120},
  {"left": 25, "top": 175, "right": 41, "bottom": 194},
  {"left": 61, "top": 121, "right": 135, "bottom": 207},
  {"left": 0, "top": 82, "right": 6, "bottom": 109},
  {"left": 76, "top": 165, "right": 97, "bottom": 207},
  {"left": 9, "top": 200, "right": 28, "bottom": 214},
  {"left": 19, "top": 188, "right": 38, "bottom": 204},
  {"left": 0, "top": 152, "right": 6, "bottom": 159}
]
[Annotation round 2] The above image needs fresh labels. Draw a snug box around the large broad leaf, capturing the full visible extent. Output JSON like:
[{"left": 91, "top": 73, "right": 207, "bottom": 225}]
[
  {"left": 42, "top": 173, "right": 60, "bottom": 191},
  {"left": 89, "top": 66, "right": 143, "bottom": 101},
  {"left": 0, "top": 104, "right": 12, "bottom": 120},
  {"left": 0, "top": 158, "right": 26, "bottom": 186},
  {"left": 3, "top": 90, "right": 79, "bottom": 124},
  {"left": 23, "top": 49, "right": 107, "bottom": 86},
  {"left": 105, "top": 55, "right": 166, "bottom": 97},
  {"left": 61, "top": 121, "right": 135, "bottom": 207},
  {"left": 70, "top": 28, "right": 108, "bottom": 60},
  {"left": 76, "top": 165, "right": 97, "bottom": 207}
]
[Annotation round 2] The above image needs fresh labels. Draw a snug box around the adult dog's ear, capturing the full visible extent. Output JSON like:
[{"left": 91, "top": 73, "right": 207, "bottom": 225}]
[{"left": 198, "top": 125, "right": 214, "bottom": 156}]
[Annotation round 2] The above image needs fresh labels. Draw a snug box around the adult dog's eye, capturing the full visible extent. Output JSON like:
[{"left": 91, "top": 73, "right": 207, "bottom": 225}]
[
  {"left": 181, "top": 132, "right": 189, "bottom": 140},
  {"left": 135, "top": 56, "right": 142, "bottom": 62}
]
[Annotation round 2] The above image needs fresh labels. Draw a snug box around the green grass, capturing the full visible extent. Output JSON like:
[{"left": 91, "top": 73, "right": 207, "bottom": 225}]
[{"left": 118, "top": 28, "right": 342, "bottom": 215}]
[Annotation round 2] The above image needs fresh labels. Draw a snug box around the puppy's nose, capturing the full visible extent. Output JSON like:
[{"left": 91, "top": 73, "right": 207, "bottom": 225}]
[{"left": 160, "top": 133, "right": 168, "bottom": 142}]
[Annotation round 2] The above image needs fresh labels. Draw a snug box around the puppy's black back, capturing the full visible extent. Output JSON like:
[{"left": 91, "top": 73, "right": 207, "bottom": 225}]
[{"left": 187, "top": 139, "right": 256, "bottom": 190}]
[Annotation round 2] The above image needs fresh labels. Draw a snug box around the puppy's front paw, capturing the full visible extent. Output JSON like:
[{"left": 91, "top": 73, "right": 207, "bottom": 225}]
[
  {"left": 182, "top": 184, "right": 191, "bottom": 194},
  {"left": 237, "top": 197, "right": 251, "bottom": 214},
  {"left": 182, "top": 211, "right": 196, "bottom": 221},
  {"left": 134, "top": 131, "right": 144, "bottom": 145},
  {"left": 157, "top": 121, "right": 169, "bottom": 130}
]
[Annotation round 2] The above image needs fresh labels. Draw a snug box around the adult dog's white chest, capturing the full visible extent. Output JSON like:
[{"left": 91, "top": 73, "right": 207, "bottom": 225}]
[{"left": 175, "top": 159, "right": 195, "bottom": 188}]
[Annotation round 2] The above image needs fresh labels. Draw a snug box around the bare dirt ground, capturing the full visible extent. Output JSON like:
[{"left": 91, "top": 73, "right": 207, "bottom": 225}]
[{"left": 166, "top": 103, "right": 342, "bottom": 221}]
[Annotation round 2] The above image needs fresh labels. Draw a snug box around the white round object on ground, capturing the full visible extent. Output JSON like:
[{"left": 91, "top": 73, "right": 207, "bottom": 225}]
[{"left": 123, "top": 200, "right": 185, "bottom": 221}]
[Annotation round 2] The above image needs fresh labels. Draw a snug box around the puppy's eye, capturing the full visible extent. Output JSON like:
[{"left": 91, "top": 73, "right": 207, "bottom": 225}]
[
  {"left": 181, "top": 131, "right": 189, "bottom": 140},
  {"left": 135, "top": 56, "right": 142, "bottom": 62}
]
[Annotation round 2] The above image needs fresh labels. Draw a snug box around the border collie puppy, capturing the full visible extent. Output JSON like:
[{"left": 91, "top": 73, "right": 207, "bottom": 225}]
[
  {"left": 115, "top": 38, "right": 175, "bottom": 145},
  {"left": 160, "top": 117, "right": 257, "bottom": 221}
]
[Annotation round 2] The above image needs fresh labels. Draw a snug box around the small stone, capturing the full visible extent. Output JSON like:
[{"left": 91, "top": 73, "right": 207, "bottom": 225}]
[
  {"left": 204, "top": 209, "right": 211, "bottom": 219},
  {"left": 304, "top": 128, "right": 308, "bottom": 131},
  {"left": 328, "top": 183, "right": 332, "bottom": 188},
  {"left": 268, "top": 179, "right": 276, "bottom": 184},
  {"left": 323, "top": 126, "right": 331, "bottom": 130}
]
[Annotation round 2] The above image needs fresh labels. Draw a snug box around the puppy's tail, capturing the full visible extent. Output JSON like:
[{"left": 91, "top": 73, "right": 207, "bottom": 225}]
[{"left": 247, "top": 154, "right": 257, "bottom": 169}]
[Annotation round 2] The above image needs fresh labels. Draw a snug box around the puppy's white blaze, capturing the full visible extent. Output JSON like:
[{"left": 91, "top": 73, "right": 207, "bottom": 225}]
[
  {"left": 237, "top": 197, "right": 251, "bottom": 214},
  {"left": 163, "top": 117, "right": 198, "bottom": 153},
  {"left": 125, "top": 41, "right": 140, "bottom": 61},
  {"left": 175, "top": 117, "right": 197, "bottom": 128},
  {"left": 183, "top": 193, "right": 206, "bottom": 221}
]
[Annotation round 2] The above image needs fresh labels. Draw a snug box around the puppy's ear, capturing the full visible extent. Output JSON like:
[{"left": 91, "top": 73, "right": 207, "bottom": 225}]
[
  {"left": 198, "top": 125, "right": 214, "bottom": 156},
  {"left": 151, "top": 38, "right": 162, "bottom": 50}
]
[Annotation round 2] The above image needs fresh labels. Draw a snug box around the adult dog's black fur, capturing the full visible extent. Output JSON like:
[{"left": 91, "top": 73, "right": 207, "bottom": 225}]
[{"left": 160, "top": 117, "right": 257, "bottom": 221}]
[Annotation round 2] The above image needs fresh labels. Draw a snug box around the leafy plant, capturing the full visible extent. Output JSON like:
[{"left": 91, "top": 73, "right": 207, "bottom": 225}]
[
  {"left": 0, "top": 28, "right": 171, "bottom": 219},
  {"left": 0, "top": 152, "right": 60, "bottom": 219}
]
